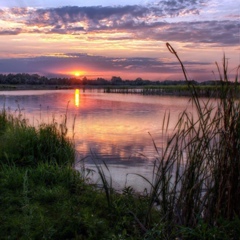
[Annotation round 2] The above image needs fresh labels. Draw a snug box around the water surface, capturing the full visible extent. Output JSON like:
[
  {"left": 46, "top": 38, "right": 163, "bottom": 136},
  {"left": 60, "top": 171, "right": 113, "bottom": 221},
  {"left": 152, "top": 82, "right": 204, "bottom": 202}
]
[{"left": 0, "top": 89, "right": 193, "bottom": 191}]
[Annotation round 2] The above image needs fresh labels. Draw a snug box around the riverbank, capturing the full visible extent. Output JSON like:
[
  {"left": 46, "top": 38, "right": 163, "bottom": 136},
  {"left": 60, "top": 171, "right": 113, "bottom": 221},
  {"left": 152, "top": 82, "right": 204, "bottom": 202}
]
[
  {"left": 0, "top": 84, "right": 78, "bottom": 91},
  {"left": 2, "top": 83, "right": 239, "bottom": 97}
]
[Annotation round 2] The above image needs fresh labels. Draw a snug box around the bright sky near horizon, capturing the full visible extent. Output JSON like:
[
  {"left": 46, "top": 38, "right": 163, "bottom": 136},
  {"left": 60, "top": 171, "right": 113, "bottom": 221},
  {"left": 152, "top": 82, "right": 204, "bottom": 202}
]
[{"left": 0, "top": 0, "right": 239, "bottom": 80}]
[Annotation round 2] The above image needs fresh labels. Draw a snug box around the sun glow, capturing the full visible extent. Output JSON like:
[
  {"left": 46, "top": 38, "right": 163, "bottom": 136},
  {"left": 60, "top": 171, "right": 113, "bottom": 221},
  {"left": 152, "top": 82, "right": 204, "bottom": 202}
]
[
  {"left": 69, "top": 70, "right": 86, "bottom": 78},
  {"left": 74, "top": 72, "right": 81, "bottom": 77}
]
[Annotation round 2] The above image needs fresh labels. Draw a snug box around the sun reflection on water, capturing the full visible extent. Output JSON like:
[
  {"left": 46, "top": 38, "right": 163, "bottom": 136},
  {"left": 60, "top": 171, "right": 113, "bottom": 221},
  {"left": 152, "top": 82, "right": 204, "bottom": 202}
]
[{"left": 75, "top": 89, "right": 80, "bottom": 107}]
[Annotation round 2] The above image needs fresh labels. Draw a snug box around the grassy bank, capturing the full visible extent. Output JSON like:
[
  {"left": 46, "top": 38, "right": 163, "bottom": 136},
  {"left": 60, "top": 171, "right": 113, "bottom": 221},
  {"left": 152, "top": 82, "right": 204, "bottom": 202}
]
[{"left": 0, "top": 109, "right": 157, "bottom": 239}]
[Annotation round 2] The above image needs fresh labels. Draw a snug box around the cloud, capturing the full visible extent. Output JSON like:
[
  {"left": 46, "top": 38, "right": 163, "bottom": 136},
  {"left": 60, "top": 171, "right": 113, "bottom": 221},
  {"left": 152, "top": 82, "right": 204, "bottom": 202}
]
[
  {"left": 0, "top": 52, "right": 211, "bottom": 79},
  {"left": 0, "top": 28, "right": 22, "bottom": 35},
  {"left": 3, "top": 5, "right": 152, "bottom": 28},
  {"left": 136, "top": 20, "right": 239, "bottom": 45},
  {"left": 153, "top": 0, "right": 207, "bottom": 16},
  {"left": 0, "top": 4, "right": 238, "bottom": 46}
]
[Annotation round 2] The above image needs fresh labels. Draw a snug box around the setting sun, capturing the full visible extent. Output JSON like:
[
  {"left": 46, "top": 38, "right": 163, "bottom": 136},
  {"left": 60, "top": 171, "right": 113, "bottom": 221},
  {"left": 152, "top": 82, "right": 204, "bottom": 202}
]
[{"left": 74, "top": 72, "right": 81, "bottom": 77}]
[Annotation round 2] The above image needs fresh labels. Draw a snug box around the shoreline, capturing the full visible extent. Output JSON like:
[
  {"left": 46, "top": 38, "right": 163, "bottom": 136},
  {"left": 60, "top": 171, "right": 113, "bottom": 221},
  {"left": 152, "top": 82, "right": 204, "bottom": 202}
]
[{"left": 0, "top": 84, "right": 82, "bottom": 91}]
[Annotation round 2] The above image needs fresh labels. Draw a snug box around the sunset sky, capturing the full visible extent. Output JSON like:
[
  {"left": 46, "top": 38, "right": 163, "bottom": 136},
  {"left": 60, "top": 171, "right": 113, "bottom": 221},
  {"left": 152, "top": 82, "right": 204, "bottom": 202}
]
[{"left": 0, "top": 0, "right": 239, "bottom": 81}]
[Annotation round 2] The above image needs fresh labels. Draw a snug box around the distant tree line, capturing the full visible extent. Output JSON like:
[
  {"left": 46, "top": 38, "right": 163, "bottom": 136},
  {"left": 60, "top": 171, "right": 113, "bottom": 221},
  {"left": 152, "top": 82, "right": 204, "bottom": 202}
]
[{"left": 0, "top": 73, "right": 233, "bottom": 86}]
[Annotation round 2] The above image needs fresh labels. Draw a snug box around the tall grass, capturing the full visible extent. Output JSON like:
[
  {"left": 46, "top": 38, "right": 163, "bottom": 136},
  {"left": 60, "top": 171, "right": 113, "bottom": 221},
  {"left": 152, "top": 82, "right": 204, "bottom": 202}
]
[
  {"left": 90, "top": 150, "right": 114, "bottom": 208},
  {"left": 140, "top": 44, "right": 240, "bottom": 236}
]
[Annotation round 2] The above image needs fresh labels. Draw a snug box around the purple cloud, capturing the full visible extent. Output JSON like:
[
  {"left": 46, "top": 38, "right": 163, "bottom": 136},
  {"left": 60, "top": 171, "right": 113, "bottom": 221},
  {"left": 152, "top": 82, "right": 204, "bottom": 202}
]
[{"left": 0, "top": 5, "right": 237, "bottom": 46}]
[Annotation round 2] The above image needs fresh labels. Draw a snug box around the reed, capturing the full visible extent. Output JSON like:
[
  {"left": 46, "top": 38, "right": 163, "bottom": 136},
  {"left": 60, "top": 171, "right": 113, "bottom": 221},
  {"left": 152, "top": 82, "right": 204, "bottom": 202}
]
[
  {"left": 91, "top": 151, "right": 114, "bottom": 208},
  {"left": 138, "top": 44, "right": 240, "bottom": 237}
]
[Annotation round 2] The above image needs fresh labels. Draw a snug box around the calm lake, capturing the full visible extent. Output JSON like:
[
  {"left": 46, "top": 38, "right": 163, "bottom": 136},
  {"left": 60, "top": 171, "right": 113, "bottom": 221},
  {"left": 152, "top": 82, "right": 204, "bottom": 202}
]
[{"left": 0, "top": 89, "right": 194, "bottom": 191}]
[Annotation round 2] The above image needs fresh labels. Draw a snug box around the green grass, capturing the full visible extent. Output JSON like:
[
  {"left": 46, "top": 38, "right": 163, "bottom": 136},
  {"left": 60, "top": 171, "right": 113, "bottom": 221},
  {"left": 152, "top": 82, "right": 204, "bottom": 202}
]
[
  {"left": 0, "top": 164, "right": 112, "bottom": 239},
  {"left": 0, "top": 163, "right": 151, "bottom": 239}
]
